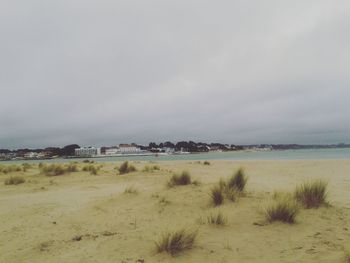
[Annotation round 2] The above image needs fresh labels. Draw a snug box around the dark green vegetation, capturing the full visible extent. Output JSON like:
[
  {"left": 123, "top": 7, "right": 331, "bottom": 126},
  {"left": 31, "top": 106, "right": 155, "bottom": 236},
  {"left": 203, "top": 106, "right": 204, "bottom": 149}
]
[{"left": 155, "top": 229, "right": 197, "bottom": 255}]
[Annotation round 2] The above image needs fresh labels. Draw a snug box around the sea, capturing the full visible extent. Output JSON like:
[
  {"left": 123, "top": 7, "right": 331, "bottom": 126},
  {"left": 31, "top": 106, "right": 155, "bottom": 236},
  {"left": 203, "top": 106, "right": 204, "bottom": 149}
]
[{"left": 2, "top": 148, "right": 350, "bottom": 164}]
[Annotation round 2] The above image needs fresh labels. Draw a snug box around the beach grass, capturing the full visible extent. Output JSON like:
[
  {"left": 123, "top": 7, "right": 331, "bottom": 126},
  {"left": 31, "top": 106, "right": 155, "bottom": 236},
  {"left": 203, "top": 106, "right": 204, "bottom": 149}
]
[
  {"left": 206, "top": 211, "right": 227, "bottom": 226},
  {"left": 118, "top": 161, "right": 137, "bottom": 174},
  {"left": 4, "top": 176, "right": 25, "bottom": 185},
  {"left": 294, "top": 180, "right": 328, "bottom": 208},
  {"left": 124, "top": 186, "right": 138, "bottom": 194},
  {"left": 167, "top": 171, "right": 192, "bottom": 187},
  {"left": 265, "top": 196, "right": 299, "bottom": 224},
  {"left": 155, "top": 228, "right": 197, "bottom": 255},
  {"left": 143, "top": 165, "right": 160, "bottom": 172},
  {"left": 227, "top": 168, "right": 247, "bottom": 192},
  {"left": 210, "top": 186, "right": 224, "bottom": 206},
  {"left": 0, "top": 164, "right": 23, "bottom": 174}
]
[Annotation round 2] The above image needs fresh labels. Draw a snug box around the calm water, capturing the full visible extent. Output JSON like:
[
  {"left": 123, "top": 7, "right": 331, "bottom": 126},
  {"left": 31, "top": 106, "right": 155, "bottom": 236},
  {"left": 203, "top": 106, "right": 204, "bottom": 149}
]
[{"left": 2, "top": 148, "right": 350, "bottom": 164}]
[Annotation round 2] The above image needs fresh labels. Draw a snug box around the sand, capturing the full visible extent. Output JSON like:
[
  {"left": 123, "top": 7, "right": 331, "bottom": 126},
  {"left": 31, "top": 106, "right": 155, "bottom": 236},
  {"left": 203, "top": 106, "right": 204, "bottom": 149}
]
[{"left": 0, "top": 160, "right": 349, "bottom": 263}]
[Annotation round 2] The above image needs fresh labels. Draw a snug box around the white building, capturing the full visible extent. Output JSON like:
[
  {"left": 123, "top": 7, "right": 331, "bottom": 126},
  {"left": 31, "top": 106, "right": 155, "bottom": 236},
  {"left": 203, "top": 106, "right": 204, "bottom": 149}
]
[
  {"left": 104, "top": 144, "right": 142, "bottom": 155},
  {"left": 24, "top": 152, "right": 39, "bottom": 159},
  {"left": 119, "top": 144, "right": 141, "bottom": 154},
  {"left": 105, "top": 147, "right": 120, "bottom": 156},
  {"left": 75, "top": 147, "right": 101, "bottom": 157}
]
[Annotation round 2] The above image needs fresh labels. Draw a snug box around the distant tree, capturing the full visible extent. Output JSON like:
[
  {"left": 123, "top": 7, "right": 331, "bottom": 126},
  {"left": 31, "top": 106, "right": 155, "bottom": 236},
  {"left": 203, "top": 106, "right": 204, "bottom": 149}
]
[
  {"left": 60, "top": 144, "right": 80, "bottom": 156},
  {"left": 149, "top": 142, "right": 158, "bottom": 149},
  {"left": 163, "top": 141, "right": 175, "bottom": 148},
  {"left": 0, "top": 149, "right": 11, "bottom": 154},
  {"left": 44, "top": 147, "right": 61, "bottom": 157}
]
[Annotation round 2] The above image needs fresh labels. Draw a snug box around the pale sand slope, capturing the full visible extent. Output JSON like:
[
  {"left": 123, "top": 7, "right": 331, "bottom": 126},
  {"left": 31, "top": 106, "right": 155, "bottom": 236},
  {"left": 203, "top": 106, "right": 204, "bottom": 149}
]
[{"left": 0, "top": 160, "right": 349, "bottom": 263}]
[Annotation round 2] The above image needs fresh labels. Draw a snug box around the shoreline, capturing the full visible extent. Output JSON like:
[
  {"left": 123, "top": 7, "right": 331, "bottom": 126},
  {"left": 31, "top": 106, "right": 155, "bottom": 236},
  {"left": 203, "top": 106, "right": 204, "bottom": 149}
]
[{"left": 1, "top": 148, "right": 350, "bottom": 164}]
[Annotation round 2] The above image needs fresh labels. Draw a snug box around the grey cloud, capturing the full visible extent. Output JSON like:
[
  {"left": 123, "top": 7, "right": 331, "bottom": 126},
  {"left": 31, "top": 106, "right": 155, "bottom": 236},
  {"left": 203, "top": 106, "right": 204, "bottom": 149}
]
[{"left": 1, "top": 0, "right": 350, "bottom": 148}]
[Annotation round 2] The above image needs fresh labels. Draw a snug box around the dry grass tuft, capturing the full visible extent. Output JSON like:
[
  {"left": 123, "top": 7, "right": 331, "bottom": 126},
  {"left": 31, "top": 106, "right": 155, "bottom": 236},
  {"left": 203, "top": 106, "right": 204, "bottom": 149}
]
[
  {"left": 22, "top": 163, "right": 32, "bottom": 172},
  {"left": 143, "top": 165, "right": 160, "bottom": 172},
  {"left": 0, "top": 164, "right": 22, "bottom": 174},
  {"left": 227, "top": 168, "right": 247, "bottom": 192},
  {"left": 294, "top": 180, "right": 328, "bottom": 208},
  {"left": 118, "top": 161, "right": 137, "bottom": 174},
  {"left": 155, "top": 228, "right": 197, "bottom": 255},
  {"left": 225, "top": 188, "right": 239, "bottom": 202},
  {"left": 210, "top": 186, "right": 224, "bottom": 206},
  {"left": 206, "top": 211, "right": 227, "bottom": 226},
  {"left": 65, "top": 163, "right": 79, "bottom": 172},
  {"left": 40, "top": 163, "right": 81, "bottom": 176},
  {"left": 265, "top": 196, "right": 299, "bottom": 224},
  {"left": 82, "top": 164, "right": 99, "bottom": 175},
  {"left": 4, "top": 176, "right": 25, "bottom": 185},
  {"left": 40, "top": 164, "right": 66, "bottom": 176},
  {"left": 124, "top": 186, "right": 138, "bottom": 194},
  {"left": 167, "top": 171, "right": 192, "bottom": 187}
]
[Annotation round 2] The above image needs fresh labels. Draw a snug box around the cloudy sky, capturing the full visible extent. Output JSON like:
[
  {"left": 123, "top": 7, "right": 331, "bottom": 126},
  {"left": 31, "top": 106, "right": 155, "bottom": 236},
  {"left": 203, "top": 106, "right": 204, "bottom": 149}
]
[{"left": 1, "top": 0, "right": 350, "bottom": 149}]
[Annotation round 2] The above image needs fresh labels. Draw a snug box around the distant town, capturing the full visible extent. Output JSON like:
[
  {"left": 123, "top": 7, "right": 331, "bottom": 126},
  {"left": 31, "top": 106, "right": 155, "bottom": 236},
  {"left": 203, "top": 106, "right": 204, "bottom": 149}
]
[{"left": 1, "top": 141, "right": 350, "bottom": 161}]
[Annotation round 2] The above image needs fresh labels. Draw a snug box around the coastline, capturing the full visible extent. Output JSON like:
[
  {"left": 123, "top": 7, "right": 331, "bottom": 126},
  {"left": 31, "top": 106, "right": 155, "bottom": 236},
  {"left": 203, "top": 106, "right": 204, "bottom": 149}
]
[{"left": 2, "top": 148, "right": 350, "bottom": 164}]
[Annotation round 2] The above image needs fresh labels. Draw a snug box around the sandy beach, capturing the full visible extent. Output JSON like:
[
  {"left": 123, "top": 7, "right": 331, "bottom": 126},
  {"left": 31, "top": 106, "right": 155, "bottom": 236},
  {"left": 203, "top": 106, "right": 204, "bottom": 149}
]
[{"left": 1, "top": 159, "right": 349, "bottom": 263}]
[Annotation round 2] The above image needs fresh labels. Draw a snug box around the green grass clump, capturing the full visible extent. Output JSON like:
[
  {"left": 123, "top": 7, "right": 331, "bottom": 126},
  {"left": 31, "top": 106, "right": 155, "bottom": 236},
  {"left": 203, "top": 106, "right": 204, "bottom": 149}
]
[
  {"left": 203, "top": 161, "right": 210, "bottom": 165},
  {"left": 118, "top": 161, "right": 137, "bottom": 174},
  {"left": 207, "top": 211, "right": 227, "bottom": 225},
  {"left": 4, "top": 176, "right": 25, "bottom": 185},
  {"left": 265, "top": 197, "right": 299, "bottom": 224},
  {"left": 294, "top": 180, "right": 328, "bottom": 208},
  {"left": 155, "top": 228, "right": 197, "bottom": 255},
  {"left": 167, "top": 171, "right": 192, "bottom": 187},
  {"left": 210, "top": 186, "right": 224, "bottom": 206},
  {"left": 227, "top": 168, "right": 247, "bottom": 192}
]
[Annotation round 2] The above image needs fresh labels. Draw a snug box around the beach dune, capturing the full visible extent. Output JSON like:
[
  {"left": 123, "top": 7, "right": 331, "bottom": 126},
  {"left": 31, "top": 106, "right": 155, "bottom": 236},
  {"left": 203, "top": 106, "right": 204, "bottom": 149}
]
[{"left": 0, "top": 160, "right": 349, "bottom": 262}]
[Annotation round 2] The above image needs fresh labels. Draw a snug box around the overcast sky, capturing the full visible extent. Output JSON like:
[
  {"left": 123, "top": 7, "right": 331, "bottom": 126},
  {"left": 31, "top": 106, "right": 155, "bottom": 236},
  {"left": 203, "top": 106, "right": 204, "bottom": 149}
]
[{"left": 1, "top": 1, "right": 350, "bottom": 149}]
